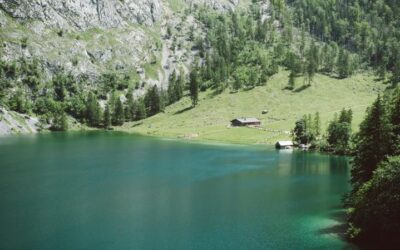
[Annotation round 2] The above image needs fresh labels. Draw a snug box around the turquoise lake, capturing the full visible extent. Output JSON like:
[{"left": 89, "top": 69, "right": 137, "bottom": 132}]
[{"left": 0, "top": 132, "right": 355, "bottom": 249}]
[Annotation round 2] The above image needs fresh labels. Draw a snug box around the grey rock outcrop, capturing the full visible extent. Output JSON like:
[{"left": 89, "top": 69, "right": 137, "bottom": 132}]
[
  {"left": 0, "top": 107, "right": 41, "bottom": 135},
  {"left": 187, "top": 0, "right": 239, "bottom": 11},
  {"left": 0, "top": 0, "right": 163, "bottom": 30}
]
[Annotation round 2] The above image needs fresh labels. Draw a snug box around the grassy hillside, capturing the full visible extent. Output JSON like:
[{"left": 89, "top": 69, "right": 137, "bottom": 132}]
[{"left": 119, "top": 70, "right": 385, "bottom": 144}]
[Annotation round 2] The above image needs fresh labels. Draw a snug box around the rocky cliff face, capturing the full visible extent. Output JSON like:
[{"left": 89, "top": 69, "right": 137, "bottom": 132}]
[
  {"left": 0, "top": 107, "right": 42, "bottom": 135},
  {"left": 188, "top": 0, "right": 239, "bottom": 11},
  {"left": 0, "top": 0, "right": 240, "bottom": 77},
  {"left": 0, "top": 0, "right": 240, "bottom": 134},
  {"left": 0, "top": 0, "right": 163, "bottom": 30},
  {"left": 0, "top": 0, "right": 167, "bottom": 81}
]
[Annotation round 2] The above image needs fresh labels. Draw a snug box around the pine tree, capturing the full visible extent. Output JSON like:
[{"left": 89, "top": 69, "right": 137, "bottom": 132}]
[
  {"left": 293, "top": 117, "right": 308, "bottom": 144},
  {"left": 103, "top": 104, "right": 111, "bottom": 129},
  {"left": 232, "top": 76, "right": 241, "bottom": 92},
  {"left": 135, "top": 98, "right": 146, "bottom": 120},
  {"left": 245, "top": 16, "right": 254, "bottom": 40},
  {"left": 339, "top": 108, "right": 353, "bottom": 124},
  {"left": 255, "top": 19, "right": 267, "bottom": 42},
  {"left": 175, "top": 72, "right": 184, "bottom": 101},
  {"left": 299, "top": 26, "right": 306, "bottom": 56},
  {"left": 189, "top": 69, "right": 199, "bottom": 107},
  {"left": 125, "top": 92, "right": 135, "bottom": 121},
  {"left": 286, "top": 52, "right": 302, "bottom": 75},
  {"left": 249, "top": 67, "right": 258, "bottom": 88},
  {"left": 159, "top": 89, "right": 167, "bottom": 111},
  {"left": 326, "top": 113, "right": 351, "bottom": 154},
  {"left": 351, "top": 95, "right": 391, "bottom": 190},
  {"left": 313, "top": 112, "right": 321, "bottom": 137},
  {"left": 53, "top": 73, "right": 68, "bottom": 101},
  {"left": 204, "top": 53, "right": 213, "bottom": 81},
  {"left": 108, "top": 92, "right": 116, "bottom": 112},
  {"left": 113, "top": 97, "right": 125, "bottom": 126},
  {"left": 390, "top": 54, "right": 400, "bottom": 85},
  {"left": 166, "top": 26, "right": 172, "bottom": 39},
  {"left": 167, "top": 70, "right": 177, "bottom": 104},
  {"left": 231, "top": 12, "right": 240, "bottom": 37},
  {"left": 306, "top": 114, "right": 313, "bottom": 136},
  {"left": 144, "top": 85, "right": 161, "bottom": 116},
  {"left": 287, "top": 71, "right": 295, "bottom": 90},
  {"left": 321, "top": 43, "right": 337, "bottom": 73},
  {"left": 377, "top": 56, "right": 388, "bottom": 80},
  {"left": 388, "top": 88, "right": 400, "bottom": 154},
  {"left": 321, "top": 44, "right": 330, "bottom": 72},
  {"left": 51, "top": 105, "right": 68, "bottom": 131},
  {"left": 306, "top": 41, "right": 319, "bottom": 85},
  {"left": 60, "top": 111, "right": 68, "bottom": 131},
  {"left": 337, "top": 48, "right": 351, "bottom": 78},
  {"left": 86, "top": 93, "right": 101, "bottom": 127},
  {"left": 9, "top": 91, "right": 28, "bottom": 113}
]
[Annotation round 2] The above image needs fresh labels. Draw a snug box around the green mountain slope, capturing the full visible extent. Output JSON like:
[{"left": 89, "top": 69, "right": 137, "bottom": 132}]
[{"left": 120, "top": 71, "right": 384, "bottom": 144}]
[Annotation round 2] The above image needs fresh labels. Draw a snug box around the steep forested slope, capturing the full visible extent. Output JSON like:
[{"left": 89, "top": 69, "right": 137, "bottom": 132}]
[
  {"left": 287, "top": 0, "right": 400, "bottom": 82},
  {"left": 346, "top": 87, "right": 400, "bottom": 246}
]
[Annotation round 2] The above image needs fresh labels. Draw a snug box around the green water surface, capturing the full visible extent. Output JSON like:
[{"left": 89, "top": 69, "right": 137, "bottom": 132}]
[{"left": 0, "top": 132, "right": 355, "bottom": 249}]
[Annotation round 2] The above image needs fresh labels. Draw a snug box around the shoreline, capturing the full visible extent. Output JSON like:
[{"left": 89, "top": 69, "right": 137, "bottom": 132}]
[
  {"left": 116, "top": 128, "right": 275, "bottom": 148},
  {"left": 1, "top": 127, "right": 352, "bottom": 158},
  {"left": 0, "top": 126, "right": 277, "bottom": 148},
  {"left": 117, "top": 129, "right": 349, "bottom": 157}
]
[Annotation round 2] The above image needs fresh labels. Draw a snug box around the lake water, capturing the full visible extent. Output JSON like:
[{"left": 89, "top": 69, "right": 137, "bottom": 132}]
[{"left": 0, "top": 132, "right": 354, "bottom": 249}]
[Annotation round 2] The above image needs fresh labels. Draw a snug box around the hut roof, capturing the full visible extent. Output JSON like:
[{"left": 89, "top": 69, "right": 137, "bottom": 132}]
[
  {"left": 231, "top": 118, "right": 260, "bottom": 123},
  {"left": 276, "top": 141, "right": 294, "bottom": 147}
]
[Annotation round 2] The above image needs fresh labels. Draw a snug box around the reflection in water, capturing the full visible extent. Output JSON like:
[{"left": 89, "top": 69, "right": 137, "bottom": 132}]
[
  {"left": 276, "top": 149, "right": 350, "bottom": 176},
  {"left": 275, "top": 149, "right": 352, "bottom": 247}
]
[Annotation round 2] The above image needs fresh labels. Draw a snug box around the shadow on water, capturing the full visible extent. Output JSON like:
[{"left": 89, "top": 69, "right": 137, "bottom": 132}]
[
  {"left": 328, "top": 210, "right": 347, "bottom": 222},
  {"left": 287, "top": 151, "right": 350, "bottom": 176},
  {"left": 316, "top": 209, "right": 349, "bottom": 244},
  {"left": 329, "top": 204, "right": 345, "bottom": 210},
  {"left": 317, "top": 223, "right": 347, "bottom": 238}
]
